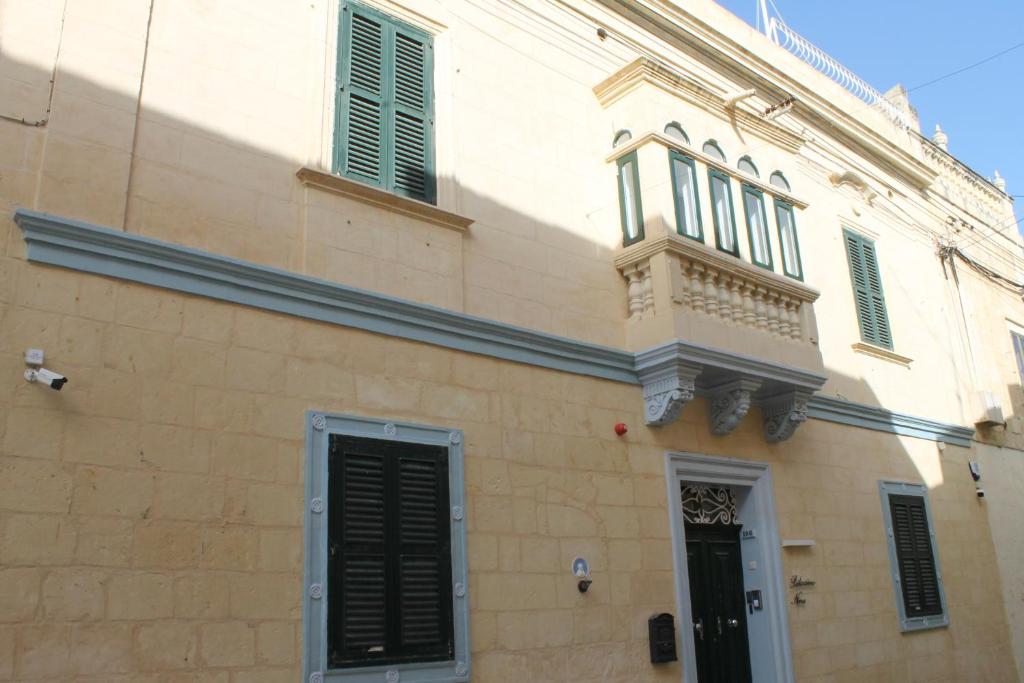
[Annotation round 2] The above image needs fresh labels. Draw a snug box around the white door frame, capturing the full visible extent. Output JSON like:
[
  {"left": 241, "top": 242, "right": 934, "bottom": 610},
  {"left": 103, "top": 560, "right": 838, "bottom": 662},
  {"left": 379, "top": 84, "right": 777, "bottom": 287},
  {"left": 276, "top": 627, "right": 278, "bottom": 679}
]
[{"left": 664, "top": 451, "right": 794, "bottom": 683}]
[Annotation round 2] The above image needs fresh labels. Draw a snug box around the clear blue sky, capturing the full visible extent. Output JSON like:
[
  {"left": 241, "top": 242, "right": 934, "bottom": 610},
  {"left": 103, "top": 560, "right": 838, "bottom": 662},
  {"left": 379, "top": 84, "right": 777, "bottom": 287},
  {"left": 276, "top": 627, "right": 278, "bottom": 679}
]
[{"left": 714, "top": 0, "right": 1024, "bottom": 233}]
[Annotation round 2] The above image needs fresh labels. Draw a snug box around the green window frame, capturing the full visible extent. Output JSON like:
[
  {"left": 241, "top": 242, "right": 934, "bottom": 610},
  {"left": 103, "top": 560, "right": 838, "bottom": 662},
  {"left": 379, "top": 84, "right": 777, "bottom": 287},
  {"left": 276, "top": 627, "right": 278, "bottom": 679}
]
[
  {"left": 774, "top": 199, "right": 803, "bottom": 280},
  {"left": 878, "top": 481, "right": 949, "bottom": 632},
  {"left": 741, "top": 184, "right": 772, "bottom": 270},
  {"left": 617, "top": 151, "right": 644, "bottom": 246},
  {"left": 334, "top": 1, "right": 435, "bottom": 203},
  {"left": 669, "top": 151, "right": 703, "bottom": 242},
  {"left": 843, "top": 229, "right": 892, "bottom": 349},
  {"left": 708, "top": 169, "right": 738, "bottom": 256}
]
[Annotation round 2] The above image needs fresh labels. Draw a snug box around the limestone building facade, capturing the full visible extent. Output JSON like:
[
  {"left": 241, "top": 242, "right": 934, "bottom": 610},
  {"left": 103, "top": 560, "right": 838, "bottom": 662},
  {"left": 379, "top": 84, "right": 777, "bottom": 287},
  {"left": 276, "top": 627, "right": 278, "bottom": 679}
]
[{"left": 1, "top": 0, "right": 1022, "bottom": 681}]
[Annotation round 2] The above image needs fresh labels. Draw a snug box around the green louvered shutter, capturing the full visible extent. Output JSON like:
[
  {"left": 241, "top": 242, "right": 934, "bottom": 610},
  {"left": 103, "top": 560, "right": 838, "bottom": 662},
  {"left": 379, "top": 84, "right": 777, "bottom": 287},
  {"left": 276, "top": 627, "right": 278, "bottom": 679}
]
[
  {"left": 889, "top": 494, "right": 943, "bottom": 618},
  {"left": 327, "top": 435, "right": 453, "bottom": 669},
  {"left": 844, "top": 230, "right": 893, "bottom": 349},
  {"left": 337, "top": 7, "right": 387, "bottom": 185},
  {"left": 335, "top": 3, "right": 434, "bottom": 203},
  {"left": 390, "top": 26, "right": 433, "bottom": 202}
]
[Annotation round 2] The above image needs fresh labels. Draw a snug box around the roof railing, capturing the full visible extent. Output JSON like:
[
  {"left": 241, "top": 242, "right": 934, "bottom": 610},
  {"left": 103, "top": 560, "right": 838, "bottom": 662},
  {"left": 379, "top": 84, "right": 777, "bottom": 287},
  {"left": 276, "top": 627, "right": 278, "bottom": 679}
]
[{"left": 766, "top": 17, "right": 912, "bottom": 130}]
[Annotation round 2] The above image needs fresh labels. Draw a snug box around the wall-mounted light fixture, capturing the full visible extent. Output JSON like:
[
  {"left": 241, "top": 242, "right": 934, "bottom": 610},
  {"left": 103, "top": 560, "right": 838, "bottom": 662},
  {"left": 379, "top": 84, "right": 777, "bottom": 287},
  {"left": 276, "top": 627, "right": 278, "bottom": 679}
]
[{"left": 572, "top": 557, "right": 592, "bottom": 593}]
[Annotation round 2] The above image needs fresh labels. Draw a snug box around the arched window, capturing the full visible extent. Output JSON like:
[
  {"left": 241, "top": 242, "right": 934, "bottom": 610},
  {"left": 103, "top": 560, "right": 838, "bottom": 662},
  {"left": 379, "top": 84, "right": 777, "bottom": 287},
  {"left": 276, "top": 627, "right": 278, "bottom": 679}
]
[
  {"left": 769, "top": 171, "right": 791, "bottom": 192},
  {"left": 702, "top": 140, "right": 726, "bottom": 163},
  {"left": 738, "top": 156, "right": 759, "bottom": 178},
  {"left": 664, "top": 122, "right": 690, "bottom": 145},
  {"left": 613, "top": 129, "right": 632, "bottom": 147}
]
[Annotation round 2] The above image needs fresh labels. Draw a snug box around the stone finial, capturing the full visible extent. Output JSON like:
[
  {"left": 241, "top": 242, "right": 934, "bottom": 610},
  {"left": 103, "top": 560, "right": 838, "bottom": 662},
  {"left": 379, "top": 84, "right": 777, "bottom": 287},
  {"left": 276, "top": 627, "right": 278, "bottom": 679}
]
[
  {"left": 932, "top": 124, "right": 948, "bottom": 152},
  {"left": 994, "top": 170, "right": 1007, "bottom": 192}
]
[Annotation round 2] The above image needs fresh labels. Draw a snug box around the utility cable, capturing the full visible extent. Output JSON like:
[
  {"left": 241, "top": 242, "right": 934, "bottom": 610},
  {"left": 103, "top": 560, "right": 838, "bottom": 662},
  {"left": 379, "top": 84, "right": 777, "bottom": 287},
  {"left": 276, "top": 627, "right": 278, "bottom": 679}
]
[{"left": 908, "top": 39, "right": 1024, "bottom": 94}]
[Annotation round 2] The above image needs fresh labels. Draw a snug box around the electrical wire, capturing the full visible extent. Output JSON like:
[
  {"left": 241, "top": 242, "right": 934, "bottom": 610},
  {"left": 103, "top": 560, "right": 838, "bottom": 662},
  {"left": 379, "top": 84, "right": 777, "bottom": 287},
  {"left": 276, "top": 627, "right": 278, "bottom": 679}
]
[
  {"left": 908, "top": 39, "right": 1024, "bottom": 94},
  {"left": 939, "top": 243, "right": 1024, "bottom": 300}
]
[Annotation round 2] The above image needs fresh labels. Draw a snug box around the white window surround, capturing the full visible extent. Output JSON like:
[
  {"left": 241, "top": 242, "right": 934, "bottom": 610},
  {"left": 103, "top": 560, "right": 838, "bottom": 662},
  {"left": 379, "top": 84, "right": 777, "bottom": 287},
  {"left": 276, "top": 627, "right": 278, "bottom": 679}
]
[
  {"left": 665, "top": 452, "right": 794, "bottom": 683},
  {"left": 303, "top": 411, "right": 470, "bottom": 683},
  {"left": 307, "top": 0, "right": 459, "bottom": 213}
]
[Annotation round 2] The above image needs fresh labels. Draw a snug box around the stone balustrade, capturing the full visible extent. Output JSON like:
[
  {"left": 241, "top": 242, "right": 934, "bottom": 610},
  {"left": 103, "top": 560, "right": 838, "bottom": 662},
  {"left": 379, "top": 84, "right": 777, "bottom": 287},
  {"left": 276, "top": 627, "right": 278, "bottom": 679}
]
[{"left": 615, "top": 233, "right": 820, "bottom": 354}]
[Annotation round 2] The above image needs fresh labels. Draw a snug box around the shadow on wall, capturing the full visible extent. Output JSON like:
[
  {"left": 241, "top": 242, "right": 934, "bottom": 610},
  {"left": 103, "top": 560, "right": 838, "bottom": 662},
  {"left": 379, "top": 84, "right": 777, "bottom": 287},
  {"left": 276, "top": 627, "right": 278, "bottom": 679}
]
[{"left": 0, "top": 54, "right": 1017, "bottom": 681}]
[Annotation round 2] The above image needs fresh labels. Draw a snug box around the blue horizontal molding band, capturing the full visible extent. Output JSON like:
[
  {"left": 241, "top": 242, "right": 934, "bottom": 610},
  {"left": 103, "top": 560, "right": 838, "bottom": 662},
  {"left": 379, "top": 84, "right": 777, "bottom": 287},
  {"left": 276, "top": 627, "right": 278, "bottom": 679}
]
[
  {"left": 807, "top": 395, "right": 975, "bottom": 447},
  {"left": 14, "top": 209, "right": 637, "bottom": 384},
  {"left": 14, "top": 209, "right": 977, "bottom": 447}
]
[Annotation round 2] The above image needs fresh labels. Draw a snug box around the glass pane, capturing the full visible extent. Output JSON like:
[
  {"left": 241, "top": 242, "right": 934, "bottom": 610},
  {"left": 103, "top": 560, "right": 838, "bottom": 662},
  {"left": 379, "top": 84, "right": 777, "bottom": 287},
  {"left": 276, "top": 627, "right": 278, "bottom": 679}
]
[
  {"left": 703, "top": 142, "right": 725, "bottom": 162},
  {"left": 770, "top": 172, "right": 790, "bottom": 191},
  {"left": 744, "top": 191, "right": 769, "bottom": 264},
  {"left": 621, "top": 160, "right": 639, "bottom": 239},
  {"left": 711, "top": 176, "right": 733, "bottom": 251},
  {"left": 776, "top": 205, "right": 801, "bottom": 277},
  {"left": 665, "top": 124, "right": 689, "bottom": 144},
  {"left": 738, "top": 158, "right": 758, "bottom": 177},
  {"left": 673, "top": 159, "right": 699, "bottom": 237}
]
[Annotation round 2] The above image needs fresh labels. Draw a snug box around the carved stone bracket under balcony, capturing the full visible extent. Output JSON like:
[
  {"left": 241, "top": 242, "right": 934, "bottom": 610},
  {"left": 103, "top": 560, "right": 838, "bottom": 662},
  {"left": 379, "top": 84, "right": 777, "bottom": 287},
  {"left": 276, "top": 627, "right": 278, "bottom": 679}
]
[
  {"left": 637, "top": 354, "right": 702, "bottom": 426},
  {"left": 761, "top": 389, "right": 813, "bottom": 443},
  {"left": 708, "top": 378, "right": 763, "bottom": 436},
  {"left": 635, "top": 341, "right": 825, "bottom": 440}
]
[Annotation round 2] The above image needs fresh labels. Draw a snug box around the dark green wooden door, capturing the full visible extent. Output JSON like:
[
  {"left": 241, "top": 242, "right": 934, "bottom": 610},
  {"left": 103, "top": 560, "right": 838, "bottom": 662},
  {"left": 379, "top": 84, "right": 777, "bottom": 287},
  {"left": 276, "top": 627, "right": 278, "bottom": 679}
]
[{"left": 686, "top": 523, "right": 752, "bottom": 683}]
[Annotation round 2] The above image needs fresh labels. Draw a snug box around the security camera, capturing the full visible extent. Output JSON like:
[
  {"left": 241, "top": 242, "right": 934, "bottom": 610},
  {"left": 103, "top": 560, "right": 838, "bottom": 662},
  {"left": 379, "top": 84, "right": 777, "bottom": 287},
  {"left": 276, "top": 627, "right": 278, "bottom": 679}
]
[
  {"left": 24, "top": 367, "right": 68, "bottom": 391},
  {"left": 976, "top": 488, "right": 985, "bottom": 499}
]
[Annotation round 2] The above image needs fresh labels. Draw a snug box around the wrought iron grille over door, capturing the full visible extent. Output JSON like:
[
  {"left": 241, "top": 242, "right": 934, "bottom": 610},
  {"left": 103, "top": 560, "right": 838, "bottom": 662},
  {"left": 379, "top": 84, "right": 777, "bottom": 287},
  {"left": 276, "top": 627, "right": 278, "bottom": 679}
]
[{"left": 681, "top": 485, "right": 739, "bottom": 525}]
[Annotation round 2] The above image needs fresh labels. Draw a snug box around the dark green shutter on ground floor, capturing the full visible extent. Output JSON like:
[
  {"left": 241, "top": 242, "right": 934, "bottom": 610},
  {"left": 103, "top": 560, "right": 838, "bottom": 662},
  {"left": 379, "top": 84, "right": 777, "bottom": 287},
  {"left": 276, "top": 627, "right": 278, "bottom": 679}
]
[
  {"left": 888, "top": 494, "right": 942, "bottom": 618},
  {"left": 327, "top": 435, "right": 454, "bottom": 669}
]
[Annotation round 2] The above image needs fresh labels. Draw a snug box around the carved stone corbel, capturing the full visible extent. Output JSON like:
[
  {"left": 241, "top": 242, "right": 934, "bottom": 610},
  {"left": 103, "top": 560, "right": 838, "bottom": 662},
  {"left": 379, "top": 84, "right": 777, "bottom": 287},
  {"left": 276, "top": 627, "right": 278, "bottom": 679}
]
[
  {"left": 637, "top": 356, "right": 702, "bottom": 426},
  {"left": 761, "top": 390, "right": 812, "bottom": 442},
  {"left": 707, "top": 378, "right": 762, "bottom": 435}
]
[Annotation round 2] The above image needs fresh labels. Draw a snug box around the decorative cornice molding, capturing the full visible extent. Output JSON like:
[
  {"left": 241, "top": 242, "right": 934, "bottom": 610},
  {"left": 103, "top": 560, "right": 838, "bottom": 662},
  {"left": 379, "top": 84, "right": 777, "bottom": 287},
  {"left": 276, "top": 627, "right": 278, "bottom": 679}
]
[
  {"left": 297, "top": 167, "right": 473, "bottom": 232},
  {"left": 807, "top": 395, "right": 974, "bottom": 448},
  {"left": 14, "top": 209, "right": 633, "bottom": 383},
  {"left": 14, "top": 210, "right": 975, "bottom": 447},
  {"left": 593, "top": 2, "right": 938, "bottom": 193},
  {"left": 593, "top": 58, "right": 805, "bottom": 154}
]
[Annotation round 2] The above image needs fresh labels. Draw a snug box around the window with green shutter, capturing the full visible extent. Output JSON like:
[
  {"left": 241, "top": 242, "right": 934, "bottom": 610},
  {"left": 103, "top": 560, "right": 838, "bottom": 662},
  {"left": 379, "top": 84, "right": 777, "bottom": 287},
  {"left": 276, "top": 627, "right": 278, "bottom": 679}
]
[
  {"left": 328, "top": 435, "right": 454, "bottom": 669},
  {"left": 843, "top": 229, "right": 892, "bottom": 349},
  {"left": 334, "top": 2, "right": 435, "bottom": 203},
  {"left": 303, "top": 413, "right": 469, "bottom": 683},
  {"left": 878, "top": 482, "right": 948, "bottom": 632}
]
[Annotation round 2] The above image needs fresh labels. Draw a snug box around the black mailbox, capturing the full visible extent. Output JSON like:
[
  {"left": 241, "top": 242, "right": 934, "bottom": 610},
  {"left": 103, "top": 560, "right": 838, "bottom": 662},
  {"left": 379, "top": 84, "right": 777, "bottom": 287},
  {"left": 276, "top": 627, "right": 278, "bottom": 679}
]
[{"left": 648, "top": 612, "right": 677, "bottom": 664}]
